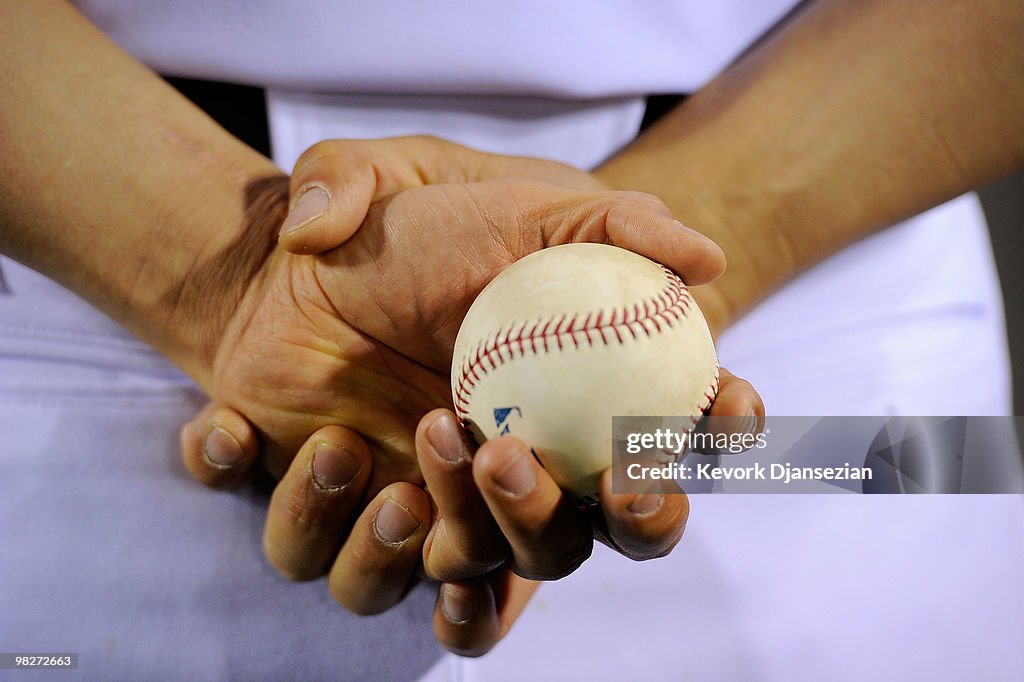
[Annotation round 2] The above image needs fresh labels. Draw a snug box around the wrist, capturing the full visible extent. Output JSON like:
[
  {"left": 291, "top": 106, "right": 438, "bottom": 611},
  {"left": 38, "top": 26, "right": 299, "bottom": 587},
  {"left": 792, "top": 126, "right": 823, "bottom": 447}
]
[
  {"left": 130, "top": 173, "right": 289, "bottom": 388},
  {"left": 0, "top": 1, "right": 293, "bottom": 390}
]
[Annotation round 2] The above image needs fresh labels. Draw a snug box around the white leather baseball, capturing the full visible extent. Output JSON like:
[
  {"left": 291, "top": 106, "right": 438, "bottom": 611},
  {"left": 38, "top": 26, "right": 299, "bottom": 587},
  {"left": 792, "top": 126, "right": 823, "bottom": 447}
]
[{"left": 451, "top": 243, "right": 719, "bottom": 503}]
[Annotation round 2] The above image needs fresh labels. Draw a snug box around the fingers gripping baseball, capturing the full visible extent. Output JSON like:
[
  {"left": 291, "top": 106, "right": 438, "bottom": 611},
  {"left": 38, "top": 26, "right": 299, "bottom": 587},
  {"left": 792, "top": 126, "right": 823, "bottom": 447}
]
[
  {"left": 527, "top": 187, "right": 726, "bottom": 286},
  {"left": 597, "top": 471, "right": 690, "bottom": 561},
  {"left": 601, "top": 192, "right": 726, "bottom": 286},
  {"left": 471, "top": 437, "right": 594, "bottom": 581},
  {"left": 706, "top": 367, "right": 765, "bottom": 430},
  {"left": 437, "top": 367, "right": 765, "bottom": 573},
  {"left": 418, "top": 409, "right": 592, "bottom": 583},
  {"left": 417, "top": 409, "right": 509, "bottom": 581},
  {"left": 595, "top": 367, "right": 762, "bottom": 559}
]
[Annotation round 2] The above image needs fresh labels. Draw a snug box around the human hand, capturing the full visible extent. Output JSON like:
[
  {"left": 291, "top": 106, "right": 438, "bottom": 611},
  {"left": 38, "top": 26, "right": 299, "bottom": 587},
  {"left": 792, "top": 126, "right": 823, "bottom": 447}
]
[
  {"left": 192, "top": 141, "right": 727, "bottom": 495},
  {"left": 181, "top": 408, "right": 536, "bottom": 657},
  {"left": 181, "top": 364, "right": 763, "bottom": 656},
  {"left": 273, "top": 136, "right": 607, "bottom": 256},
  {"left": 176, "top": 136, "right": 762, "bottom": 655}
]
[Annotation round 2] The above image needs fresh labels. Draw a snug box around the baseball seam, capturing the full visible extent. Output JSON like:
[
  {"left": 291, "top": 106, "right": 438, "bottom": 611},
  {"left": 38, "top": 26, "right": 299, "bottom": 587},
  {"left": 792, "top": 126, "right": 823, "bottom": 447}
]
[{"left": 454, "top": 265, "right": 719, "bottom": 425}]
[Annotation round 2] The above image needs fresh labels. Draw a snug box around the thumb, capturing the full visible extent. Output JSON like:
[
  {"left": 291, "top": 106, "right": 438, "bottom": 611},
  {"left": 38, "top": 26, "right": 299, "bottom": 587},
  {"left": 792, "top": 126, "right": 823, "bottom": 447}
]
[
  {"left": 279, "top": 137, "right": 471, "bottom": 254},
  {"left": 595, "top": 191, "right": 726, "bottom": 286},
  {"left": 502, "top": 182, "right": 727, "bottom": 285},
  {"left": 277, "top": 148, "right": 379, "bottom": 254}
]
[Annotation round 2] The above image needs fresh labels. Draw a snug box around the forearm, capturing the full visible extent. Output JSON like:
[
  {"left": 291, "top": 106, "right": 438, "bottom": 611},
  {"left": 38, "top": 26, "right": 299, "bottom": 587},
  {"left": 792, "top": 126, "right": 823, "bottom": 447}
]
[
  {"left": 596, "top": 0, "right": 1024, "bottom": 333},
  {"left": 0, "top": 2, "right": 284, "bottom": 384}
]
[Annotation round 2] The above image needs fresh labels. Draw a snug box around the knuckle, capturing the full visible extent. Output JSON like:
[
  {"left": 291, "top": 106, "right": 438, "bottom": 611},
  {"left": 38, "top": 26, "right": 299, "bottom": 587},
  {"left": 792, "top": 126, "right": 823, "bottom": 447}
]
[
  {"left": 293, "top": 140, "right": 336, "bottom": 172},
  {"left": 630, "top": 532, "right": 683, "bottom": 562},
  {"left": 292, "top": 140, "right": 367, "bottom": 180},
  {"left": 424, "top": 521, "right": 508, "bottom": 581},
  {"left": 409, "top": 133, "right": 441, "bottom": 146},
  {"left": 614, "top": 190, "right": 667, "bottom": 211},
  {"left": 516, "top": 539, "right": 592, "bottom": 581},
  {"left": 599, "top": 191, "right": 672, "bottom": 235},
  {"left": 727, "top": 376, "right": 757, "bottom": 398},
  {"left": 178, "top": 419, "right": 196, "bottom": 448},
  {"left": 329, "top": 579, "right": 387, "bottom": 616},
  {"left": 283, "top": 490, "right": 317, "bottom": 531},
  {"left": 611, "top": 501, "right": 688, "bottom": 560},
  {"left": 430, "top": 555, "right": 505, "bottom": 583},
  {"left": 279, "top": 481, "right": 344, "bottom": 537},
  {"left": 263, "top": 539, "right": 317, "bottom": 582},
  {"left": 302, "top": 139, "right": 341, "bottom": 161},
  {"left": 327, "top": 579, "right": 355, "bottom": 612},
  {"left": 442, "top": 636, "right": 496, "bottom": 659},
  {"left": 622, "top": 520, "right": 686, "bottom": 562},
  {"left": 178, "top": 426, "right": 201, "bottom": 469}
]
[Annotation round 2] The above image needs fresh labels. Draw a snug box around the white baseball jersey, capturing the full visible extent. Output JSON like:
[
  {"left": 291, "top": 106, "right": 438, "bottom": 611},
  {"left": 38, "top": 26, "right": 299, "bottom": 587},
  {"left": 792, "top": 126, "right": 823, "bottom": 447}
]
[{"left": 1, "top": 2, "right": 1019, "bottom": 680}]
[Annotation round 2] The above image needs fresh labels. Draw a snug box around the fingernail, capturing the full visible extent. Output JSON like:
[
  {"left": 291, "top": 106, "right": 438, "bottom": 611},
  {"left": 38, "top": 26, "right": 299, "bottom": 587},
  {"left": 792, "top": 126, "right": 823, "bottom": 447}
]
[
  {"left": 742, "top": 410, "right": 759, "bottom": 436},
  {"left": 441, "top": 584, "right": 475, "bottom": 624},
  {"left": 628, "top": 492, "right": 663, "bottom": 516},
  {"left": 280, "top": 186, "right": 330, "bottom": 235},
  {"left": 374, "top": 499, "right": 421, "bottom": 544},
  {"left": 311, "top": 442, "right": 361, "bottom": 490},
  {"left": 492, "top": 445, "right": 536, "bottom": 496},
  {"left": 427, "top": 414, "right": 468, "bottom": 464},
  {"left": 204, "top": 426, "right": 244, "bottom": 468}
]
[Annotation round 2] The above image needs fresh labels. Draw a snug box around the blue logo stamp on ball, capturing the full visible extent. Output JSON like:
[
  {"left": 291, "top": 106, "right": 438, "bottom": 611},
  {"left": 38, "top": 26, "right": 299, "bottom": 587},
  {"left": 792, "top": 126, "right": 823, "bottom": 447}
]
[{"left": 493, "top": 406, "right": 522, "bottom": 435}]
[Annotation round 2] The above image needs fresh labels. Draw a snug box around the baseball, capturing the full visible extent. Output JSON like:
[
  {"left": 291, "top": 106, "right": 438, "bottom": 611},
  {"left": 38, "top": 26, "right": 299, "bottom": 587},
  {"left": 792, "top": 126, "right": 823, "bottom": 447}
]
[{"left": 451, "top": 243, "right": 720, "bottom": 503}]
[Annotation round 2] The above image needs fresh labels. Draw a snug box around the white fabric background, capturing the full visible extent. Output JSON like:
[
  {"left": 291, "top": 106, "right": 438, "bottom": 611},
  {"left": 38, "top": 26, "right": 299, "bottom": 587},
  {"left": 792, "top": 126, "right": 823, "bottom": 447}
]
[
  {"left": 1, "top": 1, "right": 1019, "bottom": 679},
  {"left": 74, "top": 1, "right": 798, "bottom": 96}
]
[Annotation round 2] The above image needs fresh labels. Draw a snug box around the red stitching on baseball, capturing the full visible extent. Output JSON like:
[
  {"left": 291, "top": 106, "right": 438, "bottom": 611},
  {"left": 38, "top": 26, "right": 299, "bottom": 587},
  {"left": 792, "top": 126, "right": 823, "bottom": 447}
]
[
  {"left": 455, "top": 266, "right": 700, "bottom": 422},
  {"left": 687, "top": 367, "right": 721, "bottom": 429}
]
